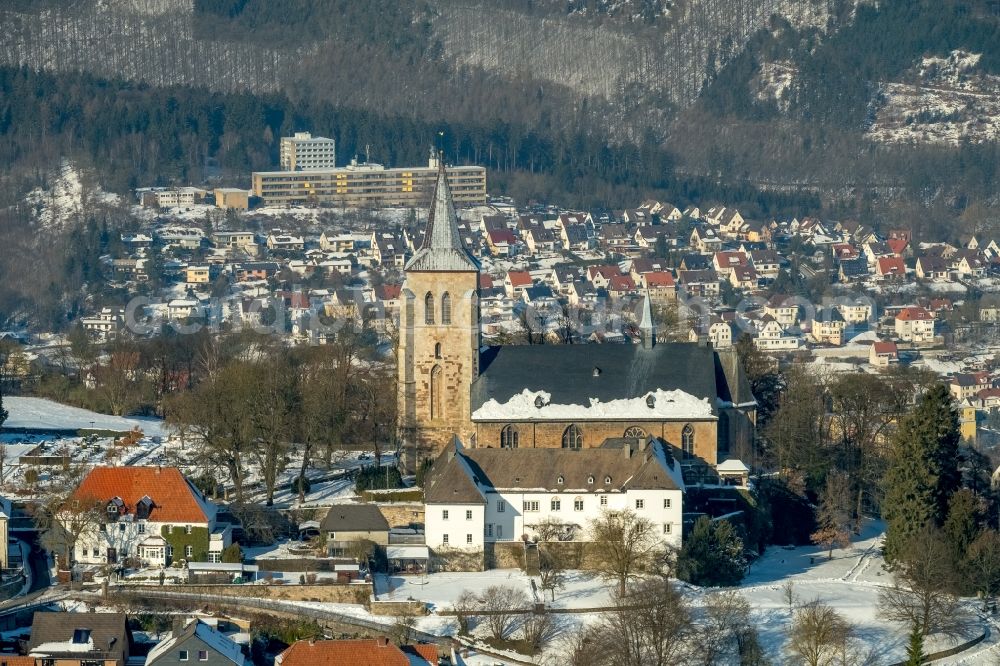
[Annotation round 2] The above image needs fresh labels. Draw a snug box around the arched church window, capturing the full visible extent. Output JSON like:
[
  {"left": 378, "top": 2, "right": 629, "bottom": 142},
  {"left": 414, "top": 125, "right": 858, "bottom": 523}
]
[
  {"left": 424, "top": 292, "right": 435, "bottom": 325},
  {"left": 562, "top": 425, "right": 583, "bottom": 449},
  {"left": 681, "top": 424, "right": 694, "bottom": 459},
  {"left": 434, "top": 342, "right": 442, "bottom": 359},
  {"left": 430, "top": 365, "right": 443, "bottom": 420},
  {"left": 441, "top": 292, "right": 452, "bottom": 325},
  {"left": 623, "top": 426, "right": 647, "bottom": 439},
  {"left": 500, "top": 425, "right": 519, "bottom": 449}
]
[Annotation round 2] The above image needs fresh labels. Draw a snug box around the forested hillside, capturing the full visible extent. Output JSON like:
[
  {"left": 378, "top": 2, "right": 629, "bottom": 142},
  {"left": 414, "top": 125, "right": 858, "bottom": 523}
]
[{"left": 0, "top": 0, "right": 998, "bottom": 232}]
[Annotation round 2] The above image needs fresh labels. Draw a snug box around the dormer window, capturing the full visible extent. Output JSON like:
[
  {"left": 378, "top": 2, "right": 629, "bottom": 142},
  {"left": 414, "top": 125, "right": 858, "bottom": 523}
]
[
  {"left": 557, "top": 475, "right": 564, "bottom": 485},
  {"left": 136, "top": 496, "right": 153, "bottom": 520},
  {"left": 604, "top": 476, "right": 612, "bottom": 484},
  {"left": 534, "top": 396, "right": 545, "bottom": 408},
  {"left": 106, "top": 497, "right": 124, "bottom": 519},
  {"left": 646, "top": 394, "right": 656, "bottom": 409},
  {"left": 587, "top": 475, "right": 594, "bottom": 484}
]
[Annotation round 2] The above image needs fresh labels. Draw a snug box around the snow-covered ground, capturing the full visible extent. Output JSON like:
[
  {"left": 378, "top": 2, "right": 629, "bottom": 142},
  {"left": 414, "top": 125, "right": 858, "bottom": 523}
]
[
  {"left": 869, "top": 51, "right": 1000, "bottom": 145},
  {"left": 364, "top": 522, "right": 1000, "bottom": 664},
  {"left": 3, "top": 396, "right": 169, "bottom": 436}
]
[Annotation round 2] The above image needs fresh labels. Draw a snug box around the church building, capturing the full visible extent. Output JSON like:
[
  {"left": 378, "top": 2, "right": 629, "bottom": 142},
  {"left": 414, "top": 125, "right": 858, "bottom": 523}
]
[{"left": 398, "top": 162, "right": 756, "bottom": 474}]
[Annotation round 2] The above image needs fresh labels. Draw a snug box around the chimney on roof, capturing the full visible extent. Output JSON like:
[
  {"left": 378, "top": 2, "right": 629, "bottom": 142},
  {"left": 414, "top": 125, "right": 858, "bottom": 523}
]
[
  {"left": 376, "top": 636, "right": 390, "bottom": 647},
  {"left": 623, "top": 443, "right": 632, "bottom": 459},
  {"left": 155, "top": 466, "right": 161, "bottom": 475}
]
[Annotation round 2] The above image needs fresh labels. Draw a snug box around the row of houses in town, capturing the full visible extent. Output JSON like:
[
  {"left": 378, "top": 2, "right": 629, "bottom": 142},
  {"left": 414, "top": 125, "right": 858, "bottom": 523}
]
[{"left": 18, "top": 612, "right": 441, "bottom": 666}]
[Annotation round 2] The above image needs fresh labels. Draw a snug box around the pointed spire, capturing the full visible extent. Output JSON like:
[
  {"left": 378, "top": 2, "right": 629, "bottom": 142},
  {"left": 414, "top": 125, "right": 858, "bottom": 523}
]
[
  {"left": 639, "top": 292, "right": 656, "bottom": 349},
  {"left": 405, "top": 156, "right": 479, "bottom": 272}
]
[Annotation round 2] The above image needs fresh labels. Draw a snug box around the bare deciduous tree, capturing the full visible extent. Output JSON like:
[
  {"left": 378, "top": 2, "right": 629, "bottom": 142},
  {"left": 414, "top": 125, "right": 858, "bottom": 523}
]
[
  {"left": 788, "top": 600, "right": 854, "bottom": 666},
  {"left": 697, "top": 590, "right": 753, "bottom": 666},
  {"left": 879, "top": 529, "right": 970, "bottom": 641},
  {"left": 538, "top": 547, "right": 567, "bottom": 601},
  {"left": 811, "top": 470, "right": 853, "bottom": 559},
  {"left": 589, "top": 508, "right": 660, "bottom": 595},
  {"left": 479, "top": 584, "right": 529, "bottom": 641},
  {"left": 591, "top": 577, "right": 695, "bottom": 666}
]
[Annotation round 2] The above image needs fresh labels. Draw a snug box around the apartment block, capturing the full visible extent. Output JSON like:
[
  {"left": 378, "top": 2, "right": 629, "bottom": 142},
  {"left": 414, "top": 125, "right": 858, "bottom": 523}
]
[
  {"left": 252, "top": 157, "right": 486, "bottom": 208},
  {"left": 279, "top": 132, "right": 336, "bottom": 171}
]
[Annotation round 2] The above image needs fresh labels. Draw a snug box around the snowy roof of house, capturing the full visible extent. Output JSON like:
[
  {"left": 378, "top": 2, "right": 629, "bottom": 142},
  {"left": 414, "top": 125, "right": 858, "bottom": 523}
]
[
  {"left": 147, "top": 620, "right": 246, "bottom": 666},
  {"left": 717, "top": 459, "right": 750, "bottom": 473},
  {"left": 405, "top": 161, "right": 479, "bottom": 273}
]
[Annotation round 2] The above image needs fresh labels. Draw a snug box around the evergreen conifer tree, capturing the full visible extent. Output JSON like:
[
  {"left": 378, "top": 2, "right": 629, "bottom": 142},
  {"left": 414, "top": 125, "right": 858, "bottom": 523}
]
[
  {"left": 904, "top": 622, "right": 925, "bottom": 665},
  {"left": 882, "top": 384, "right": 960, "bottom": 563}
]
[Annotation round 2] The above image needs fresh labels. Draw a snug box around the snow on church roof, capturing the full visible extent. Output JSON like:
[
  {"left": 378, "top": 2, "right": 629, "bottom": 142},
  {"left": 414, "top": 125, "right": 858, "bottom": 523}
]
[{"left": 471, "top": 388, "right": 715, "bottom": 421}]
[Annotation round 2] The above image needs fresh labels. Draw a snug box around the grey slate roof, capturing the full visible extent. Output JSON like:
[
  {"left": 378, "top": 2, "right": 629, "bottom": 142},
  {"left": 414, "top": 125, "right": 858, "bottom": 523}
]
[
  {"left": 405, "top": 161, "right": 480, "bottom": 273},
  {"left": 472, "top": 342, "right": 725, "bottom": 416},
  {"left": 424, "top": 439, "right": 681, "bottom": 503},
  {"left": 320, "top": 504, "right": 390, "bottom": 533},
  {"left": 29, "top": 612, "right": 132, "bottom": 660}
]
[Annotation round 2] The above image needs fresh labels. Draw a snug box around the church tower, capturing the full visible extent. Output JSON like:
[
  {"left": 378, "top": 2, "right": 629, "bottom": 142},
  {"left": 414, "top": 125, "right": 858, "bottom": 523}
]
[{"left": 398, "top": 159, "right": 480, "bottom": 469}]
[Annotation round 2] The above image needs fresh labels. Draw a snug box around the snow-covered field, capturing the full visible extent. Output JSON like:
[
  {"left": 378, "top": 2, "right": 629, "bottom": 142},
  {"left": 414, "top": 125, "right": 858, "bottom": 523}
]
[
  {"left": 363, "top": 522, "right": 1000, "bottom": 664},
  {"left": 3, "top": 396, "right": 169, "bottom": 436}
]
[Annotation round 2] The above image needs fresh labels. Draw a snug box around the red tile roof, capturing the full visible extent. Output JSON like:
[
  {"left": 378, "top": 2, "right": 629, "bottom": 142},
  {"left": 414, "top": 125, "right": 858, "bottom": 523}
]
[
  {"left": 71, "top": 466, "right": 211, "bottom": 524},
  {"left": 887, "top": 238, "right": 909, "bottom": 255},
  {"left": 896, "top": 306, "right": 933, "bottom": 321},
  {"left": 644, "top": 271, "right": 675, "bottom": 287},
  {"left": 506, "top": 271, "right": 532, "bottom": 287},
  {"left": 608, "top": 275, "right": 636, "bottom": 291},
  {"left": 877, "top": 256, "right": 906, "bottom": 276},
  {"left": 276, "top": 639, "right": 438, "bottom": 666},
  {"left": 872, "top": 341, "right": 898, "bottom": 354}
]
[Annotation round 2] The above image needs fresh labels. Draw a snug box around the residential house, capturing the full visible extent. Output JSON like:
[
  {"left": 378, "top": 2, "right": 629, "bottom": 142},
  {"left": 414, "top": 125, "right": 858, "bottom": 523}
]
[
  {"left": 146, "top": 620, "right": 246, "bottom": 666},
  {"left": 869, "top": 341, "right": 899, "bottom": 367},
  {"left": 235, "top": 262, "right": 280, "bottom": 282},
  {"left": 321, "top": 505, "right": 390, "bottom": 557},
  {"left": 275, "top": 638, "right": 438, "bottom": 666},
  {"left": 712, "top": 251, "right": 749, "bottom": 278},
  {"left": 587, "top": 265, "right": 622, "bottom": 289},
  {"left": 266, "top": 234, "right": 305, "bottom": 252},
  {"left": 485, "top": 228, "right": 518, "bottom": 257},
  {"left": 642, "top": 272, "right": 677, "bottom": 302},
  {"left": 748, "top": 250, "right": 780, "bottom": 280},
  {"left": 424, "top": 439, "right": 684, "bottom": 553},
  {"left": 371, "top": 232, "right": 407, "bottom": 268},
  {"left": 689, "top": 227, "right": 722, "bottom": 253},
  {"left": 764, "top": 296, "right": 801, "bottom": 328},
  {"left": 27, "top": 612, "right": 132, "bottom": 666},
  {"left": 876, "top": 256, "right": 907, "bottom": 280},
  {"left": 808, "top": 308, "right": 847, "bottom": 346},
  {"left": 689, "top": 318, "right": 735, "bottom": 349},
  {"left": 950, "top": 372, "right": 991, "bottom": 402},
  {"left": 212, "top": 232, "right": 258, "bottom": 255},
  {"left": 754, "top": 317, "right": 801, "bottom": 351},
  {"left": 915, "top": 255, "right": 951, "bottom": 280},
  {"left": 838, "top": 257, "right": 869, "bottom": 282},
  {"left": 167, "top": 299, "right": 202, "bottom": 322},
  {"left": 678, "top": 269, "right": 720, "bottom": 298},
  {"left": 81, "top": 307, "right": 126, "bottom": 342},
  {"left": 608, "top": 274, "right": 637, "bottom": 299},
  {"left": 894, "top": 306, "right": 935, "bottom": 343},
  {"left": 836, "top": 302, "right": 873, "bottom": 326},
  {"left": 69, "top": 466, "right": 232, "bottom": 566},
  {"left": 503, "top": 271, "right": 534, "bottom": 298},
  {"left": 186, "top": 265, "right": 211, "bottom": 285},
  {"left": 729, "top": 264, "right": 758, "bottom": 291},
  {"left": 953, "top": 250, "right": 987, "bottom": 278}
]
